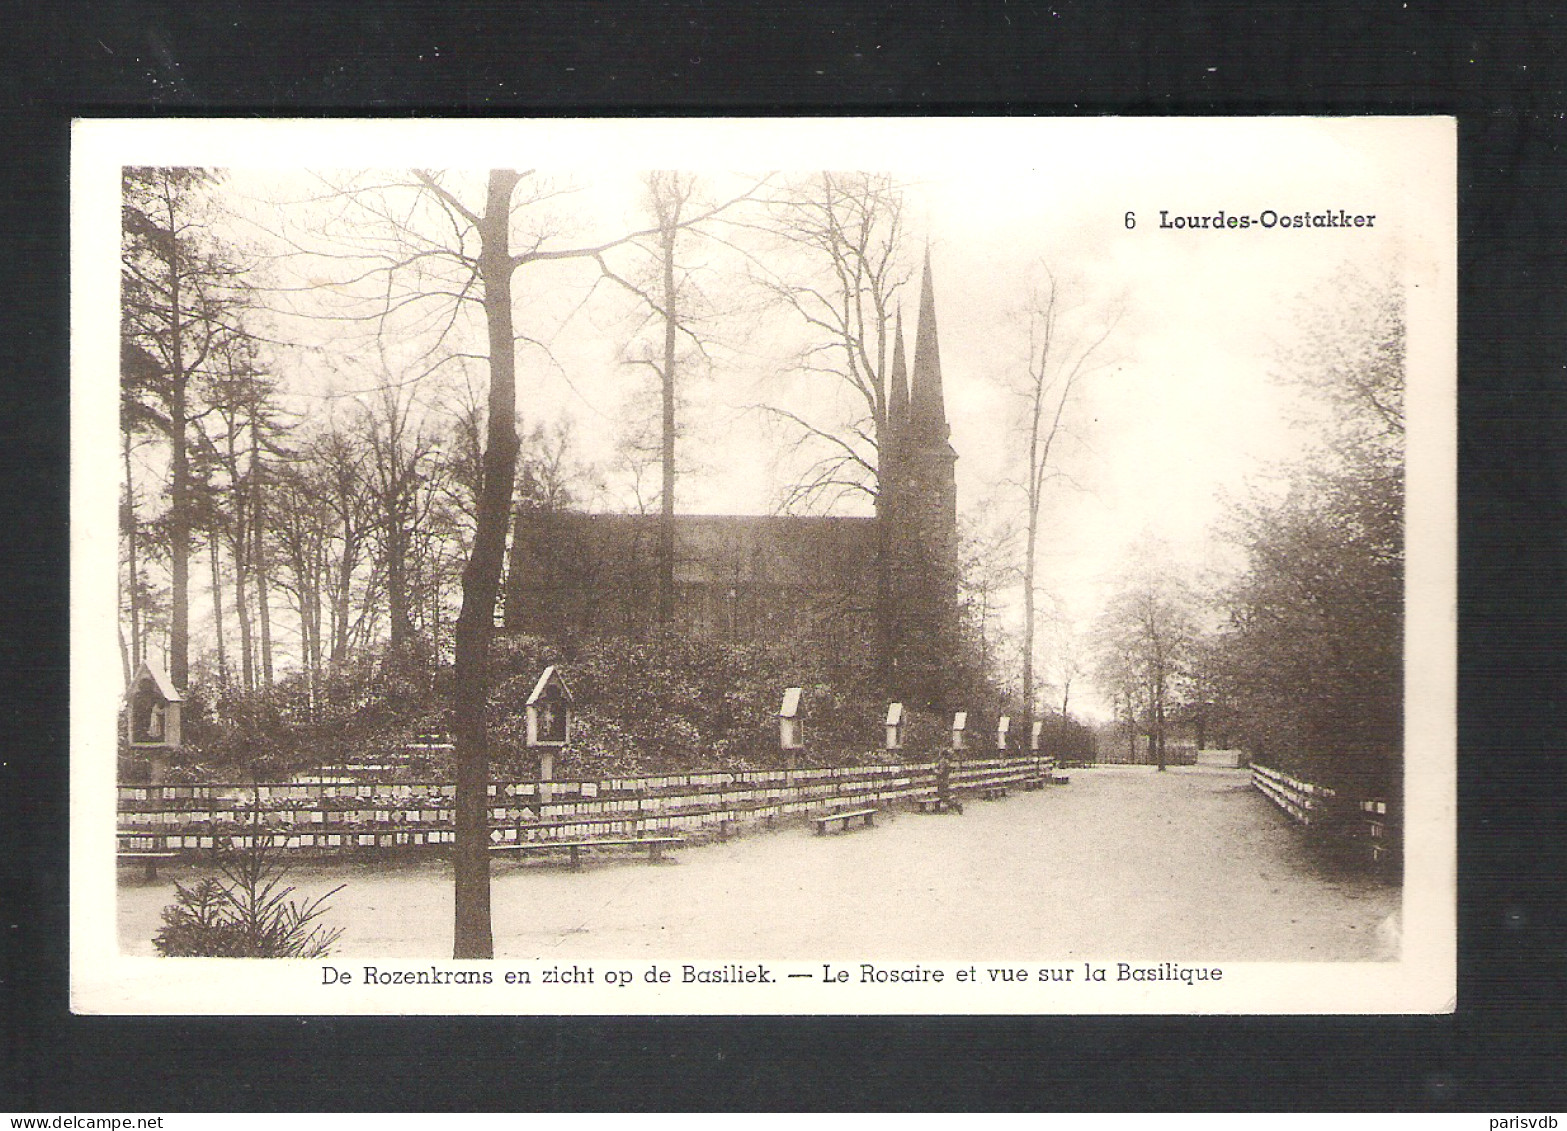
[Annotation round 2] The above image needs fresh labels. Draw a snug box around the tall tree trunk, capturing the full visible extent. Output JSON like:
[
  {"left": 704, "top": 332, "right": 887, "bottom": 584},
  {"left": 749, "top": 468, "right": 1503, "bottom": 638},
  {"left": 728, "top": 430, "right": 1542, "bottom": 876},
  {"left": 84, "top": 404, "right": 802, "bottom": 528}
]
[
  {"left": 430, "top": 579, "right": 443, "bottom": 674},
  {"left": 331, "top": 553, "right": 353, "bottom": 665},
  {"left": 209, "top": 534, "right": 227, "bottom": 686},
  {"left": 1022, "top": 511, "right": 1038, "bottom": 749},
  {"left": 300, "top": 571, "right": 323, "bottom": 719},
  {"left": 657, "top": 215, "right": 678, "bottom": 627},
  {"left": 123, "top": 437, "right": 143, "bottom": 673},
  {"left": 452, "top": 170, "right": 523, "bottom": 960},
  {"left": 227, "top": 428, "right": 255, "bottom": 692},
  {"left": 387, "top": 524, "right": 414, "bottom": 655},
  {"left": 1017, "top": 275, "right": 1111, "bottom": 755},
  {"left": 874, "top": 306, "right": 895, "bottom": 701},
  {"left": 234, "top": 532, "right": 254, "bottom": 692},
  {"left": 310, "top": 585, "right": 323, "bottom": 705},
  {"left": 1153, "top": 679, "right": 1167, "bottom": 771},
  {"left": 251, "top": 433, "right": 274, "bottom": 688},
  {"left": 167, "top": 237, "right": 190, "bottom": 690}
]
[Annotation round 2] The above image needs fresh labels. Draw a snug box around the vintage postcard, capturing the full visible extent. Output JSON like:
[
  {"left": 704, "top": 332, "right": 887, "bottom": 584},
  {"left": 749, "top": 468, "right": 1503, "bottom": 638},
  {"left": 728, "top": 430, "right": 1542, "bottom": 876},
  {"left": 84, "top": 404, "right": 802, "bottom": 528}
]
[{"left": 72, "top": 117, "right": 1455, "bottom": 1014}]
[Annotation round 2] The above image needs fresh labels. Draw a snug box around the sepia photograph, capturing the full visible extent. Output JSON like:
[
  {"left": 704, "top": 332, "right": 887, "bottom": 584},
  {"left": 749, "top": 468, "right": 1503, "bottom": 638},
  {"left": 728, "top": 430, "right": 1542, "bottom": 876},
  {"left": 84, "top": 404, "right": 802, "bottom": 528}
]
[{"left": 70, "top": 117, "right": 1455, "bottom": 1014}]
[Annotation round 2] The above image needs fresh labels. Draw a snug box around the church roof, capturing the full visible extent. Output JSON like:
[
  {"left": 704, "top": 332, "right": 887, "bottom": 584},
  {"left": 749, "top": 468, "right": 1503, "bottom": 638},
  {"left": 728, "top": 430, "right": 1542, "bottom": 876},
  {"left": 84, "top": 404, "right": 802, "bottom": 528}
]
[{"left": 517, "top": 511, "right": 878, "bottom": 589}]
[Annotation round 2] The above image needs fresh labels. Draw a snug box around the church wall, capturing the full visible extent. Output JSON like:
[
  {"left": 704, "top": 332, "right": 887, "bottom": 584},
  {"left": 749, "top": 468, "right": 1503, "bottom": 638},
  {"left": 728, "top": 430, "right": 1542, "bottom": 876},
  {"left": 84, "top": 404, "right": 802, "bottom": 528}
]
[
  {"left": 502, "top": 255, "right": 967, "bottom": 709},
  {"left": 503, "top": 510, "right": 881, "bottom": 678}
]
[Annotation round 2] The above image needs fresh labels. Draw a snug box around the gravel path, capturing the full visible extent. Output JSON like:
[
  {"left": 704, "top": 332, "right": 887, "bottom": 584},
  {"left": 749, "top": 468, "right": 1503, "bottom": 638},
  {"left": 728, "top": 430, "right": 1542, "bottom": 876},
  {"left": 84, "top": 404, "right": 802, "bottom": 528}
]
[{"left": 118, "top": 765, "right": 1400, "bottom": 962}]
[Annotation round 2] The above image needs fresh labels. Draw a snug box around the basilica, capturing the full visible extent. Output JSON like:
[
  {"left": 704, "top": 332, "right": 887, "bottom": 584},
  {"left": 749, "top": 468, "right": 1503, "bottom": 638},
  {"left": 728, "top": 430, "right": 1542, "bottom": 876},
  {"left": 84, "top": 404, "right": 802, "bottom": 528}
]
[{"left": 503, "top": 252, "right": 962, "bottom": 710}]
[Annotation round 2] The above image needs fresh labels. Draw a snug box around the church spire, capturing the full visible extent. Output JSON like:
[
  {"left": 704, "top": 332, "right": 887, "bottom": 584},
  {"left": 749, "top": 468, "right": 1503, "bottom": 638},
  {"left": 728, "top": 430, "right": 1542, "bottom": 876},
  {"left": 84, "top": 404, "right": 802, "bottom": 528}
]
[
  {"left": 884, "top": 245, "right": 959, "bottom": 713},
  {"left": 887, "top": 304, "right": 909, "bottom": 446},
  {"left": 908, "top": 247, "right": 949, "bottom": 444}
]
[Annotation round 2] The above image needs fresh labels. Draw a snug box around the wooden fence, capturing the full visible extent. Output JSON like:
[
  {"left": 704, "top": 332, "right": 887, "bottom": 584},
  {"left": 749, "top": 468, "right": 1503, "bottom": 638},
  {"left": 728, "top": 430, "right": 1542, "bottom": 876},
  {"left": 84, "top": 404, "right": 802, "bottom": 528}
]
[
  {"left": 1250, "top": 763, "right": 1337, "bottom": 826},
  {"left": 118, "top": 754, "right": 1056, "bottom": 858},
  {"left": 1251, "top": 762, "right": 1398, "bottom": 866}
]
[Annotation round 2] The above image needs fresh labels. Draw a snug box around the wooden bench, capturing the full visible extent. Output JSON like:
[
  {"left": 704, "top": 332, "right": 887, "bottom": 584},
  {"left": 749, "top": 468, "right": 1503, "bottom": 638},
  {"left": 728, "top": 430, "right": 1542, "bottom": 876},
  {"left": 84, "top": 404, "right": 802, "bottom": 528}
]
[
  {"left": 911, "top": 794, "right": 963, "bottom": 815},
  {"left": 490, "top": 836, "right": 685, "bottom": 870},
  {"left": 1049, "top": 773, "right": 1071, "bottom": 785},
  {"left": 978, "top": 784, "right": 1009, "bottom": 801},
  {"left": 118, "top": 851, "right": 179, "bottom": 880},
  {"left": 1020, "top": 777, "right": 1046, "bottom": 791},
  {"left": 813, "top": 807, "right": 877, "bottom": 835}
]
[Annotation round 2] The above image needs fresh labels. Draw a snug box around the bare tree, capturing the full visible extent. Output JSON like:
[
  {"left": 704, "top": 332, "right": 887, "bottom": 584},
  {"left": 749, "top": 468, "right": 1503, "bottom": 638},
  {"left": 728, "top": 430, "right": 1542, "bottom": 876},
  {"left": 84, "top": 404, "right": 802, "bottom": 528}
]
[
  {"left": 956, "top": 501, "right": 1022, "bottom": 701},
  {"left": 589, "top": 172, "right": 764, "bottom": 625},
  {"left": 758, "top": 172, "right": 911, "bottom": 684},
  {"left": 306, "top": 425, "right": 375, "bottom": 669},
  {"left": 1094, "top": 545, "right": 1197, "bottom": 771},
  {"left": 268, "top": 456, "right": 333, "bottom": 712},
  {"left": 189, "top": 331, "right": 290, "bottom": 693},
  {"left": 589, "top": 172, "right": 703, "bottom": 625},
  {"left": 356, "top": 385, "right": 441, "bottom": 661},
  {"left": 759, "top": 173, "right": 908, "bottom": 505},
  {"left": 648, "top": 172, "right": 690, "bottom": 625},
  {"left": 442, "top": 169, "right": 532, "bottom": 959},
  {"left": 1047, "top": 615, "right": 1087, "bottom": 721},
  {"left": 1012, "top": 267, "right": 1118, "bottom": 743},
  {"left": 274, "top": 168, "right": 740, "bottom": 957}
]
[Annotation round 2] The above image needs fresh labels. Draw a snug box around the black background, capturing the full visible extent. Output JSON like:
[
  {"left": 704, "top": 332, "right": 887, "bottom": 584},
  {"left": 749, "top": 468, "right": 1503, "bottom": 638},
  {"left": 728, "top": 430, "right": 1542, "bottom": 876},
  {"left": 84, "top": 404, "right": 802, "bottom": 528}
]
[{"left": 2, "top": 0, "right": 1564, "bottom": 1112}]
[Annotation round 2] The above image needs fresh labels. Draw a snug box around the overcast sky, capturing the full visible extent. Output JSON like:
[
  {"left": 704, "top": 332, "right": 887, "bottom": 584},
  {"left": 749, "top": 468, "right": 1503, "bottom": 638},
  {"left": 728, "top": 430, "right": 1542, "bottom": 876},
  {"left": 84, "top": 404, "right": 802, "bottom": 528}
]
[{"left": 80, "top": 118, "right": 1453, "bottom": 718}]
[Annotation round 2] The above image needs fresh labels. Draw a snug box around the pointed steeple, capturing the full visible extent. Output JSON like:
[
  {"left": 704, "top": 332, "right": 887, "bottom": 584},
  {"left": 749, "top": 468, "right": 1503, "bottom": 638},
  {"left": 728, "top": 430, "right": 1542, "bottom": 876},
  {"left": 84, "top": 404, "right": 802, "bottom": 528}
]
[
  {"left": 908, "top": 247, "right": 949, "bottom": 444},
  {"left": 880, "top": 246, "right": 960, "bottom": 714},
  {"left": 887, "top": 304, "right": 910, "bottom": 447}
]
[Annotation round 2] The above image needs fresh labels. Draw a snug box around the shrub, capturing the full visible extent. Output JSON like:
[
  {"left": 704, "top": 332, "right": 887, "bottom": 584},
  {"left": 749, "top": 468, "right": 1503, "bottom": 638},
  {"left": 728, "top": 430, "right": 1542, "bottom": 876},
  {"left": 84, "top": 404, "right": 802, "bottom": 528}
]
[
  {"left": 153, "top": 834, "right": 345, "bottom": 958},
  {"left": 155, "top": 625, "right": 1006, "bottom": 782},
  {"left": 477, "top": 631, "right": 1002, "bottom": 775}
]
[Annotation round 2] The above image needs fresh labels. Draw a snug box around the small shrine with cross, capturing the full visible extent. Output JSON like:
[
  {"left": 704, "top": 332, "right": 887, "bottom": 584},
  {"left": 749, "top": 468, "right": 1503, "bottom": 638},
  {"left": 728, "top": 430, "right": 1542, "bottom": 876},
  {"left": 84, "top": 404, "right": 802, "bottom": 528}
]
[{"left": 526, "top": 665, "right": 573, "bottom": 782}]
